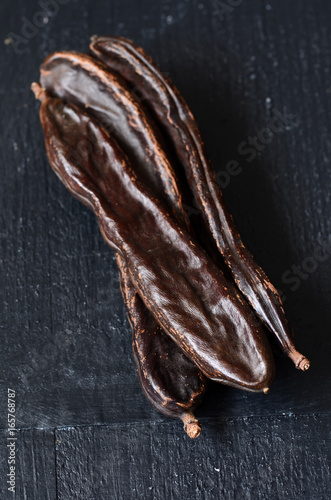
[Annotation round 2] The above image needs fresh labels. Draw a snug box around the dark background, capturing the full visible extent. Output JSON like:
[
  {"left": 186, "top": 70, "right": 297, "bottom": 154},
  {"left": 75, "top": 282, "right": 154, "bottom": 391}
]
[{"left": 1, "top": 0, "right": 331, "bottom": 498}]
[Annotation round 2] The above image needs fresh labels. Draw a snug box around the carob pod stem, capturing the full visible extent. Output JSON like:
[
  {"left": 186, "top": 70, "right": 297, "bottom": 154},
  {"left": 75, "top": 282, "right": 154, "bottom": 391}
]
[
  {"left": 89, "top": 36, "right": 309, "bottom": 371},
  {"left": 32, "top": 83, "right": 206, "bottom": 437},
  {"left": 33, "top": 93, "right": 275, "bottom": 391}
]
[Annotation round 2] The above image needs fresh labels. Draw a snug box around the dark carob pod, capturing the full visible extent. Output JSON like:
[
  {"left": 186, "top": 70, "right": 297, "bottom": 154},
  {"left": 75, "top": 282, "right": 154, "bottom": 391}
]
[
  {"left": 33, "top": 92, "right": 275, "bottom": 392},
  {"left": 116, "top": 254, "right": 205, "bottom": 438},
  {"left": 36, "top": 53, "right": 208, "bottom": 434},
  {"left": 89, "top": 35, "right": 310, "bottom": 372},
  {"left": 32, "top": 84, "right": 206, "bottom": 438}
]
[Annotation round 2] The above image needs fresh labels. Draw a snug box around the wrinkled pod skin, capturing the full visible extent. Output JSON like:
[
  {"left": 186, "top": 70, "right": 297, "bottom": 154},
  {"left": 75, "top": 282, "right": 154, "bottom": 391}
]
[
  {"left": 32, "top": 85, "right": 206, "bottom": 438},
  {"left": 89, "top": 36, "right": 310, "bottom": 372},
  {"left": 34, "top": 94, "right": 275, "bottom": 392},
  {"left": 36, "top": 53, "right": 208, "bottom": 434}
]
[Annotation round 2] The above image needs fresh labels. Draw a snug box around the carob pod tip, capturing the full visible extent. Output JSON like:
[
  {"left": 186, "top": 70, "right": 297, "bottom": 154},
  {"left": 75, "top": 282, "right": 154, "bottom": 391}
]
[{"left": 181, "top": 413, "right": 201, "bottom": 439}]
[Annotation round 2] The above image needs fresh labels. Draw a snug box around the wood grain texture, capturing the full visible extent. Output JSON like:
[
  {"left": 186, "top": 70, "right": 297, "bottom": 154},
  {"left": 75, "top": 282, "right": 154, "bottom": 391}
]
[
  {"left": 53, "top": 414, "right": 331, "bottom": 500},
  {"left": 0, "top": 428, "right": 56, "bottom": 500},
  {"left": 0, "top": 0, "right": 331, "bottom": 498},
  {"left": 0, "top": 415, "right": 330, "bottom": 499}
]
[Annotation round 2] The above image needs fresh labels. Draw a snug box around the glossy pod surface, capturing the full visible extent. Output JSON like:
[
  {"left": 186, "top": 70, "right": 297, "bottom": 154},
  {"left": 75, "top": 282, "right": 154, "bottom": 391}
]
[
  {"left": 89, "top": 36, "right": 309, "bottom": 371},
  {"left": 38, "top": 96, "right": 275, "bottom": 392}
]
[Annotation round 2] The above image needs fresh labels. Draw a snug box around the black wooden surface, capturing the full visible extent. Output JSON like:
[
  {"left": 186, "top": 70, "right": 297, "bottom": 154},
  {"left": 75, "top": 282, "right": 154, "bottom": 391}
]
[{"left": 1, "top": 0, "right": 331, "bottom": 498}]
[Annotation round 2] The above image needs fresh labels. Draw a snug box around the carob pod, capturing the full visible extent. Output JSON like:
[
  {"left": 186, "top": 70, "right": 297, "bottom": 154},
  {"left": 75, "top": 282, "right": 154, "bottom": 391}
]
[
  {"left": 32, "top": 92, "right": 275, "bottom": 392},
  {"left": 89, "top": 36, "right": 310, "bottom": 371},
  {"left": 116, "top": 254, "right": 205, "bottom": 439},
  {"left": 36, "top": 54, "right": 208, "bottom": 434}
]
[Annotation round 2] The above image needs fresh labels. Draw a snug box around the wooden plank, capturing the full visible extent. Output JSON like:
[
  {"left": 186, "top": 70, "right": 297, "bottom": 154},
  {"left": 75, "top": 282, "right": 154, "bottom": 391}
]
[
  {"left": 55, "top": 414, "right": 331, "bottom": 500},
  {"left": 0, "top": 0, "right": 330, "bottom": 429},
  {"left": 0, "top": 428, "right": 56, "bottom": 500},
  {"left": 0, "top": 1, "right": 331, "bottom": 499}
]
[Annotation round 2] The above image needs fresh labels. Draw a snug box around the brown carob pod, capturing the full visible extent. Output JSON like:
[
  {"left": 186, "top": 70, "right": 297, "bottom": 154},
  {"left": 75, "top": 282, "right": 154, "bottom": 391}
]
[
  {"left": 33, "top": 92, "right": 275, "bottom": 392},
  {"left": 89, "top": 36, "right": 310, "bottom": 371},
  {"left": 32, "top": 84, "right": 206, "bottom": 437},
  {"left": 116, "top": 254, "right": 205, "bottom": 439},
  {"left": 36, "top": 54, "right": 208, "bottom": 433}
]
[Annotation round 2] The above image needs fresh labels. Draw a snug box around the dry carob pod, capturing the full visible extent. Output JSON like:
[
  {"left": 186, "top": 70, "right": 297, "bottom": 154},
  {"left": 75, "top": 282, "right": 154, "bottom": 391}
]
[
  {"left": 33, "top": 91, "right": 275, "bottom": 392},
  {"left": 89, "top": 36, "right": 310, "bottom": 372},
  {"left": 116, "top": 253, "right": 205, "bottom": 438},
  {"left": 32, "top": 87, "right": 206, "bottom": 438},
  {"left": 36, "top": 54, "right": 208, "bottom": 433}
]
